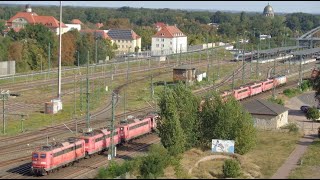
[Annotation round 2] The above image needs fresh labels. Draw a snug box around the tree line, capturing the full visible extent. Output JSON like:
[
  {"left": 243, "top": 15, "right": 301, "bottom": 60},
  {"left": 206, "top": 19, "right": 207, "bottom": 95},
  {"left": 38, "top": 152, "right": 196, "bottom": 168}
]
[{"left": 0, "top": 24, "right": 116, "bottom": 72}]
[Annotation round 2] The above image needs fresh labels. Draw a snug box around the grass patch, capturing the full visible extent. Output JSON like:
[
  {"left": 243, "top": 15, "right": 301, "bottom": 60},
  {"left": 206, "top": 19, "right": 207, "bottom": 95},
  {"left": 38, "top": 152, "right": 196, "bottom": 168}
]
[
  {"left": 289, "top": 138, "right": 320, "bottom": 179},
  {"left": 244, "top": 130, "right": 301, "bottom": 178}
]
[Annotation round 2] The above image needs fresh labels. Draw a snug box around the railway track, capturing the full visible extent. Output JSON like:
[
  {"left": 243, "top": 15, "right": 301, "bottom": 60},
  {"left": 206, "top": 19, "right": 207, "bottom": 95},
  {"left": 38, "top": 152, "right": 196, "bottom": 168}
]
[{"left": 0, "top": 58, "right": 315, "bottom": 179}]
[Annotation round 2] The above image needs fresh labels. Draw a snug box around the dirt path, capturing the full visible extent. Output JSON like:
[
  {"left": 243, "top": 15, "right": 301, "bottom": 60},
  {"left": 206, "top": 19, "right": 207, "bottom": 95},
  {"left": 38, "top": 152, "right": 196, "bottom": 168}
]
[{"left": 271, "top": 92, "right": 318, "bottom": 179}]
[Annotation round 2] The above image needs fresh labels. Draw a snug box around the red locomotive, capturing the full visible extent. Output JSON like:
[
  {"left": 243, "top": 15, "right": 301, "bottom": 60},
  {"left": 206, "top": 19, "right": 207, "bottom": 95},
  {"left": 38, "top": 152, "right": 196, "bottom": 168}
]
[
  {"left": 218, "top": 75, "right": 287, "bottom": 102},
  {"left": 31, "top": 137, "right": 85, "bottom": 176},
  {"left": 31, "top": 113, "right": 159, "bottom": 176}
]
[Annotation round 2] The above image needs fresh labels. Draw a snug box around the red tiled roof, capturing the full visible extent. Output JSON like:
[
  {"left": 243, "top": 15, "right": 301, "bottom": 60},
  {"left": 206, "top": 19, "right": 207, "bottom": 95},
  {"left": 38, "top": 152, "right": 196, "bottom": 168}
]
[
  {"left": 96, "top": 23, "right": 104, "bottom": 28},
  {"left": 155, "top": 22, "right": 166, "bottom": 27},
  {"left": 71, "top": 19, "right": 83, "bottom": 24},
  {"left": 6, "top": 11, "right": 67, "bottom": 28},
  {"left": 152, "top": 26, "right": 185, "bottom": 38},
  {"left": 131, "top": 30, "right": 141, "bottom": 39},
  {"left": 7, "top": 12, "right": 38, "bottom": 24},
  {"left": 34, "top": 16, "right": 67, "bottom": 28}
]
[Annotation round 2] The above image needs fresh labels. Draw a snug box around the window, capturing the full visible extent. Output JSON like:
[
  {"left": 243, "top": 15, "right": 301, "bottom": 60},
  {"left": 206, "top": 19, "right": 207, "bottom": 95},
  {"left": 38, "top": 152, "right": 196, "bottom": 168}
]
[
  {"left": 33, "top": 154, "right": 38, "bottom": 158},
  {"left": 156, "top": 44, "right": 159, "bottom": 47},
  {"left": 129, "top": 121, "right": 149, "bottom": 130},
  {"left": 252, "top": 85, "right": 261, "bottom": 89},
  {"left": 122, "top": 40, "right": 124, "bottom": 43},
  {"left": 162, "top": 38, "right": 164, "bottom": 42},
  {"left": 122, "top": 45, "right": 124, "bottom": 48},
  {"left": 40, "top": 154, "right": 46, "bottom": 158},
  {"left": 84, "top": 139, "right": 89, "bottom": 143},
  {"left": 157, "top": 38, "right": 159, "bottom": 41},
  {"left": 237, "top": 89, "right": 248, "bottom": 93},
  {"left": 266, "top": 81, "right": 273, "bottom": 85},
  {"left": 118, "top": 40, "right": 120, "bottom": 43},
  {"left": 170, "top": 42, "right": 172, "bottom": 45},
  {"left": 162, "top": 44, "right": 164, "bottom": 47}
]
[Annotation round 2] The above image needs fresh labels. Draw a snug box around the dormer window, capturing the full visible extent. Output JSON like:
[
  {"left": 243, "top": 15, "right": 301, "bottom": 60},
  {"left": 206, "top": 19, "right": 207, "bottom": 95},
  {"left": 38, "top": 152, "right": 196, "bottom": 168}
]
[{"left": 161, "top": 33, "right": 164, "bottom": 36}]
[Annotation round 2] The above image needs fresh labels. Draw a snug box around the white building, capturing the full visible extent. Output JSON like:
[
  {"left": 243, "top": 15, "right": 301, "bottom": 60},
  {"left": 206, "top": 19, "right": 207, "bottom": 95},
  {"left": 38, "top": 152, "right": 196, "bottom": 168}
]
[
  {"left": 151, "top": 25, "right": 187, "bottom": 56},
  {"left": 64, "top": 24, "right": 81, "bottom": 32},
  {"left": 243, "top": 99, "right": 289, "bottom": 130}
]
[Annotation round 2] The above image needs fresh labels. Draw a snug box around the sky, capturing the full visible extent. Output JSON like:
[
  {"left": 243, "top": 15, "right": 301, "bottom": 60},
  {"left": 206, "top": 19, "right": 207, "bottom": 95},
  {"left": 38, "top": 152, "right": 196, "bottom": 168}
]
[{"left": 2, "top": 1, "right": 320, "bottom": 14}]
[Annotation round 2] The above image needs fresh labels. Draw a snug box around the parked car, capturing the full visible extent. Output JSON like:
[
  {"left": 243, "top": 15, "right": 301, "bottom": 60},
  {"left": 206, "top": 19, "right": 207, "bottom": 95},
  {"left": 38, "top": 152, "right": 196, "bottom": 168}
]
[{"left": 300, "top": 105, "right": 310, "bottom": 113}]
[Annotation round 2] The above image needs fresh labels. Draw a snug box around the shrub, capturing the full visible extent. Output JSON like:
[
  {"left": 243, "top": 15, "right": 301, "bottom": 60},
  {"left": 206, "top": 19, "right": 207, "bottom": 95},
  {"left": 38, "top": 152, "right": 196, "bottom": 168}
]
[
  {"left": 96, "top": 160, "right": 133, "bottom": 179},
  {"left": 300, "top": 80, "right": 312, "bottom": 92},
  {"left": 306, "top": 107, "right": 320, "bottom": 122},
  {"left": 283, "top": 88, "right": 300, "bottom": 98},
  {"left": 281, "top": 123, "right": 299, "bottom": 133},
  {"left": 223, "top": 159, "right": 241, "bottom": 178},
  {"left": 268, "top": 97, "right": 284, "bottom": 105}
]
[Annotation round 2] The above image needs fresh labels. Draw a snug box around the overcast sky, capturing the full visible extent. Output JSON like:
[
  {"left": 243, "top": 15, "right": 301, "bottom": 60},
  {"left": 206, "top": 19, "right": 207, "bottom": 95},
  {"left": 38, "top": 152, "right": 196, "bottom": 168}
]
[{"left": 2, "top": 1, "right": 319, "bottom": 14}]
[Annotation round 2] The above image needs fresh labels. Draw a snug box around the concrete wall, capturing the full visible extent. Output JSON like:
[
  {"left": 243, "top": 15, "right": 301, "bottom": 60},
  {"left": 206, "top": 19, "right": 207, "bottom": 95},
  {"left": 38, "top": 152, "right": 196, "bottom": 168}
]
[
  {"left": 253, "top": 111, "right": 288, "bottom": 130},
  {"left": 0, "top": 61, "right": 15, "bottom": 76}
]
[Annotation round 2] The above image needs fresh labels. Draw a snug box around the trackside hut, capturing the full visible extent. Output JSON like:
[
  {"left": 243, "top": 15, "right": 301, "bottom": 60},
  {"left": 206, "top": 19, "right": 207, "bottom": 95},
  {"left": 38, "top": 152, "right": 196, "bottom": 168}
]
[
  {"left": 173, "top": 65, "right": 196, "bottom": 84},
  {"left": 242, "top": 99, "right": 289, "bottom": 130}
]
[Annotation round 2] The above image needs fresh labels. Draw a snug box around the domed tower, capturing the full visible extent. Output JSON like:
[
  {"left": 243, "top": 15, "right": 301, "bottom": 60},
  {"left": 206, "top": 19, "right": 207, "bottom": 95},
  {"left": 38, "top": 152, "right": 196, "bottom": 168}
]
[
  {"left": 263, "top": 3, "right": 274, "bottom": 17},
  {"left": 25, "top": 4, "right": 32, "bottom": 12}
]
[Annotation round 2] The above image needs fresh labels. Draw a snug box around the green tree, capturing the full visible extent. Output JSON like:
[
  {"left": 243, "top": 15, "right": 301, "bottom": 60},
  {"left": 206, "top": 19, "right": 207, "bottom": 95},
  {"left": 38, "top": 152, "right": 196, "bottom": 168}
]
[
  {"left": 199, "top": 92, "right": 256, "bottom": 154},
  {"left": 157, "top": 88, "right": 186, "bottom": 156},
  {"left": 306, "top": 107, "right": 320, "bottom": 122},
  {"left": 172, "top": 82, "right": 201, "bottom": 149}
]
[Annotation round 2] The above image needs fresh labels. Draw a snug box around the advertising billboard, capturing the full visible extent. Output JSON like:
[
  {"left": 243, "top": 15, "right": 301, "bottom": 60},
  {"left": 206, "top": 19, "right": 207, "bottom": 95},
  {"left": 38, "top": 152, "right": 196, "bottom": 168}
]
[{"left": 212, "top": 139, "right": 235, "bottom": 154}]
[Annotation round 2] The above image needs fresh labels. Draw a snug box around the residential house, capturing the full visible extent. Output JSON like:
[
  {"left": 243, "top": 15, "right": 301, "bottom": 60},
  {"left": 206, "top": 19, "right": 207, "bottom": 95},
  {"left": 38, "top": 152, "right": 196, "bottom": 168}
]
[
  {"left": 151, "top": 25, "right": 187, "bottom": 56},
  {"left": 242, "top": 99, "right": 289, "bottom": 130},
  {"left": 106, "top": 29, "right": 141, "bottom": 54},
  {"left": 5, "top": 4, "right": 69, "bottom": 35}
]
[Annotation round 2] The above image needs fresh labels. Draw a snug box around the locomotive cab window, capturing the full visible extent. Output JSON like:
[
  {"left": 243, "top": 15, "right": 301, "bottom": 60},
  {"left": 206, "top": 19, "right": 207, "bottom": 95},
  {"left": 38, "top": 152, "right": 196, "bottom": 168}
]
[
  {"left": 40, "top": 154, "right": 46, "bottom": 158},
  {"left": 33, "top": 153, "right": 38, "bottom": 158}
]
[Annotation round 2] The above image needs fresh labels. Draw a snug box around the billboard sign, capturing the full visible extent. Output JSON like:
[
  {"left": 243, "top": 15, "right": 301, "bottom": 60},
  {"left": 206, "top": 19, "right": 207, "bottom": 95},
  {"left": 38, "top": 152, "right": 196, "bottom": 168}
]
[{"left": 212, "top": 139, "right": 235, "bottom": 154}]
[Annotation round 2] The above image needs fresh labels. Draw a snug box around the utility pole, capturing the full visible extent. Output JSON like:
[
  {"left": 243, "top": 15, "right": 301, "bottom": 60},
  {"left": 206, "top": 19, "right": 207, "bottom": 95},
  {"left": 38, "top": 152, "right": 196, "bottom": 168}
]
[
  {"left": 256, "top": 44, "right": 259, "bottom": 78},
  {"left": 242, "top": 33, "right": 246, "bottom": 84},
  {"left": 74, "top": 71, "right": 77, "bottom": 135},
  {"left": 299, "top": 54, "right": 303, "bottom": 90},
  {"left": 231, "top": 71, "right": 235, "bottom": 91},
  {"left": 272, "top": 51, "right": 278, "bottom": 98},
  {"left": 1, "top": 90, "right": 9, "bottom": 134},
  {"left": 124, "top": 61, "right": 129, "bottom": 121},
  {"left": 77, "top": 51, "right": 80, "bottom": 69},
  {"left": 110, "top": 91, "right": 115, "bottom": 159},
  {"left": 95, "top": 38, "right": 98, "bottom": 64},
  {"left": 80, "top": 76, "right": 83, "bottom": 112},
  {"left": 86, "top": 51, "right": 90, "bottom": 129},
  {"left": 57, "top": 0, "right": 62, "bottom": 101},
  {"left": 150, "top": 74, "right": 154, "bottom": 100},
  {"left": 48, "top": 42, "right": 51, "bottom": 79}
]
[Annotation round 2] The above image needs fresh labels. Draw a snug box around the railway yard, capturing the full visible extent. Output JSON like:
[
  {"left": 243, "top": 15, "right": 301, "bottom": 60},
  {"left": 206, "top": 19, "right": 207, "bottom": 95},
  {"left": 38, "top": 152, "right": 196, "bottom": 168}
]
[{"left": 0, "top": 46, "right": 318, "bottom": 179}]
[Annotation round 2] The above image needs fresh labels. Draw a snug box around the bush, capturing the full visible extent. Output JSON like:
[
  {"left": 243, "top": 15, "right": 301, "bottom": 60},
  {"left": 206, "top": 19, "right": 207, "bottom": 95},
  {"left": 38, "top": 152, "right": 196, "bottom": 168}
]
[
  {"left": 96, "top": 160, "right": 133, "bottom": 179},
  {"left": 283, "top": 88, "right": 301, "bottom": 98},
  {"left": 306, "top": 107, "right": 320, "bottom": 122},
  {"left": 139, "top": 144, "right": 170, "bottom": 179},
  {"left": 268, "top": 97, "right": 284, "bottom": 105},
  {"left": 300, "top": 80, "right": 312, "bottom": 92},
  {"left": 281, "top": 123, "right": 299, "bottom": 133},
  {"left": 223, "top": 159, "right": 241, "bottom": 178}
]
